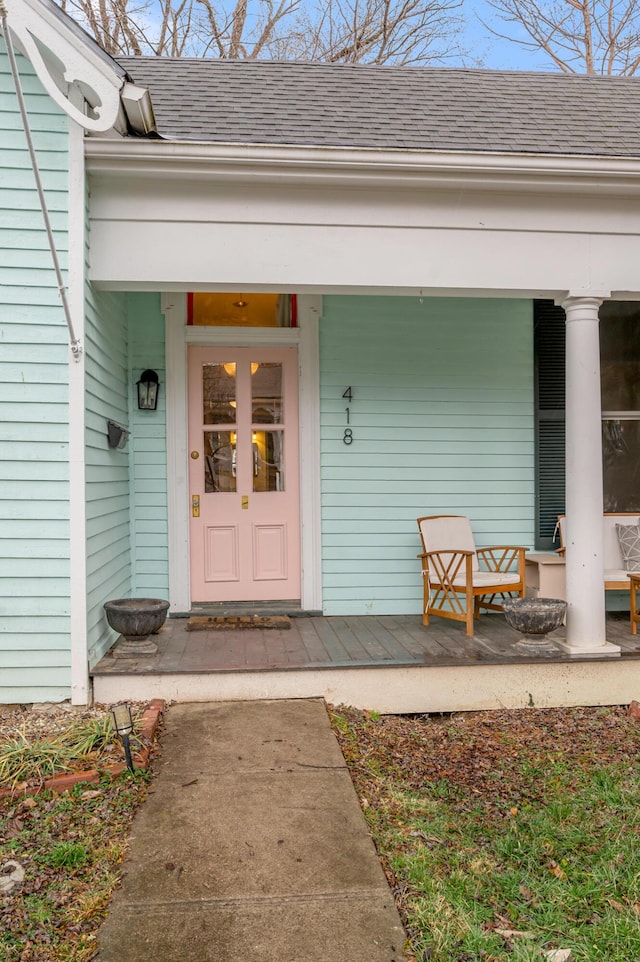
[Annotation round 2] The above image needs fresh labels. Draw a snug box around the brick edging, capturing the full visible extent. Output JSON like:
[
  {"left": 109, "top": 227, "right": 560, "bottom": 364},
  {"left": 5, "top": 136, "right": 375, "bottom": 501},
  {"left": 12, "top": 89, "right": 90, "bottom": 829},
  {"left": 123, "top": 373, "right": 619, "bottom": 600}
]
[{"left": 0, "top": 699, "right": 165, "bottom": 802}]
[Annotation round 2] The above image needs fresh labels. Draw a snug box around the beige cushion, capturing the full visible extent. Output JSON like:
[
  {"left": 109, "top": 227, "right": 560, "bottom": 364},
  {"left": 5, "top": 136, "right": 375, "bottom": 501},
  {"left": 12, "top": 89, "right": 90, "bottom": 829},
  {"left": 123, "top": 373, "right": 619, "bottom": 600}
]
[
  {"left": 447, "top": 570, "right": 521, "bottom": 589},
  {"left": 419, "top": 516, "right": 479, "bottom": 572},
  {"left": 605, "top": 568, "right": 631, "bottom": 583}
]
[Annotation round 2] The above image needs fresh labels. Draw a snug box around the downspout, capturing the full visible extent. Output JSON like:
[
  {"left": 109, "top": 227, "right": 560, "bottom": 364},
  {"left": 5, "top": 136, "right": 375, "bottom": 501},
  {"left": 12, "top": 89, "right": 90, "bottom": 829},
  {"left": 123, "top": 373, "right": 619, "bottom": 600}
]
[{"left": 0, "top": 0, "right": 82, "bottom": 360}]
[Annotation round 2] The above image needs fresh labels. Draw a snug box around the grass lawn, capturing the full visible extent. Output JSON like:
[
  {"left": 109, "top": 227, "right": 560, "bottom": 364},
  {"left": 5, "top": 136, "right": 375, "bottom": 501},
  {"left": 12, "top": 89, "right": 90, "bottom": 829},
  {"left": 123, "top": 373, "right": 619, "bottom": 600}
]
[
  {"left": 0, "top": 705, "right": 153, "bottom": 962},
  {"left": 1, "top": 776, "right": 150, "bottom": 962},
  {"left": 329, "top": 705, "right": 640, "bottom": 962}
]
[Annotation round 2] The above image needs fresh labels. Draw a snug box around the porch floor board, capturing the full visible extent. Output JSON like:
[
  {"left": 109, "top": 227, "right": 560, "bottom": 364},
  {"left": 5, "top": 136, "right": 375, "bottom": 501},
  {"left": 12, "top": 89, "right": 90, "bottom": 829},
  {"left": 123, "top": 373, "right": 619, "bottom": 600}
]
[{"left": 92, "top": 611, "right": 640, "bottom": 677}]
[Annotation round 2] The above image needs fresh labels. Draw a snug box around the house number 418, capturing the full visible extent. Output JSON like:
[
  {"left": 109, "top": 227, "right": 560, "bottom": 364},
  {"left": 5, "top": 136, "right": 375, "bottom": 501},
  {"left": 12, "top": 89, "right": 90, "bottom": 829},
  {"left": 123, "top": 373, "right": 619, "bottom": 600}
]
[{"left": 343, "top": 387, "right": 353, "bottom": 444}]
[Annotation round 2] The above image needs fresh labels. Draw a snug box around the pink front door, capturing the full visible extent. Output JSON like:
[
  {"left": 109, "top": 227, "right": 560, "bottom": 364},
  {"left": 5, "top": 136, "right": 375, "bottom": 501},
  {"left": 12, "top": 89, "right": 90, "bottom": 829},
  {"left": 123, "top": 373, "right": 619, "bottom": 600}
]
[{"left": 188, "top": 347, "right": 300, "bottom": 603}]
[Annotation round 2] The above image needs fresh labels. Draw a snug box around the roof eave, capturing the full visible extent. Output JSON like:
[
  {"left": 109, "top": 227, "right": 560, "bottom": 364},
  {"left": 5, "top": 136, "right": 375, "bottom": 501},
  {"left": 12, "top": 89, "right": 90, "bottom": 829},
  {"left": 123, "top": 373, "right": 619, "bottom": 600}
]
[{"left": 84, "top": 137, "right": 640, "bottom": 195}]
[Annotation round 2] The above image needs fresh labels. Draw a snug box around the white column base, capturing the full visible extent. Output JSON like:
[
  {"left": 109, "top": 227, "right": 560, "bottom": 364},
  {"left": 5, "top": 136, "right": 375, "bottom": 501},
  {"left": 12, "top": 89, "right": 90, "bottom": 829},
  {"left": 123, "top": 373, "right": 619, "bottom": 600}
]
[{"left": 557, "top": 639, "right": 620, "bottom": 658}]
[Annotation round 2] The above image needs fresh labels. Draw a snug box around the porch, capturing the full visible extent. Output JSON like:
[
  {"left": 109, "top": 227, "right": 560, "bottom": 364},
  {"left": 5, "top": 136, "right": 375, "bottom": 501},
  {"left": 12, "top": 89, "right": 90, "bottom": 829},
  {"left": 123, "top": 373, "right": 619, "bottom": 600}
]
[{"left": 91, "top": 612, "right": 640, "bottom": 713}]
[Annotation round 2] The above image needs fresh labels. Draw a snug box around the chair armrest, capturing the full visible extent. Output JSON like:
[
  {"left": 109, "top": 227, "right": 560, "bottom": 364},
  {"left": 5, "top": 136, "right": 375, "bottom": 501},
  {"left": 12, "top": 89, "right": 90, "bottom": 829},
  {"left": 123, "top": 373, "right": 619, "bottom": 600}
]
[
  {"left": 477, "top": 545, "right": 527, "bottom": 573},
  {"left": 481, "top": 545, "right": 528, "bottom": 551},
  {"left": 418, "top": 550, "right": 474, "bottom": 556},
  {"left": 425, "top": 550, "right": 474, "bottom": 558}
]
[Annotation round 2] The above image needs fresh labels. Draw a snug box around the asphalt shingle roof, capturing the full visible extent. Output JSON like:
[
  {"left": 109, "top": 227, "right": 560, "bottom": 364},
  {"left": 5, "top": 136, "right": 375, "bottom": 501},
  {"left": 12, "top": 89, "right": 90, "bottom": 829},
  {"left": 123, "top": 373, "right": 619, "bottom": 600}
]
[{"left": 115, "top": 58, "right": 640, "bottom": 157}]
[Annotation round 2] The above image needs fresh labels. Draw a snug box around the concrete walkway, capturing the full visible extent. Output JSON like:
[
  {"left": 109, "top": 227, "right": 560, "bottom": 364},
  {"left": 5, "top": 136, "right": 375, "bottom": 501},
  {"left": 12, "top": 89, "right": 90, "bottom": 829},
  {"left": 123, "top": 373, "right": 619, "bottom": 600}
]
[{"left": 96, "top": 699, "right": 406, "bottom": 961}]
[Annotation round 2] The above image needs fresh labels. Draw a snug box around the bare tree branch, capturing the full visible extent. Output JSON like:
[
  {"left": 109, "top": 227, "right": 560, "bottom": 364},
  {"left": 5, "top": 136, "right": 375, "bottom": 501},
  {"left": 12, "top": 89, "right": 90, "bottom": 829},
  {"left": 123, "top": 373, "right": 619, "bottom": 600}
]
[
  {"left": 275, "top": 0, "right": 465, "bottom": 65},
  {"left": 485, "top": 0, "right": 640, "bottom": 74},
  {"left": 55, "top": 0, "right": 467, "bottom": 64}
]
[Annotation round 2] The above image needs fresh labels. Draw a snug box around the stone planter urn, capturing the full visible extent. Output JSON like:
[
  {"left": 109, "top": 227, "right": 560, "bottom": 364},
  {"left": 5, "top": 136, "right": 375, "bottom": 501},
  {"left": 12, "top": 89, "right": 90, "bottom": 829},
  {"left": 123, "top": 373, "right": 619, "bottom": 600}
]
[
  {"left": 502, "top": 597, "right": 567, "bottom": 653},
  {"left": 104, "top": 598, "right": 170, "bottom": 656}
]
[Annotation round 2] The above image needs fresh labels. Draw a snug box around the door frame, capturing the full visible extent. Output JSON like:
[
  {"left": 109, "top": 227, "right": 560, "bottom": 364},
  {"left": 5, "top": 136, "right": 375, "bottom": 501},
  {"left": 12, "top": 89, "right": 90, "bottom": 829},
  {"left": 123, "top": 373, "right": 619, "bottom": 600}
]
[{"left": 161, "top": 293, "right": 322, "bottom": 613}]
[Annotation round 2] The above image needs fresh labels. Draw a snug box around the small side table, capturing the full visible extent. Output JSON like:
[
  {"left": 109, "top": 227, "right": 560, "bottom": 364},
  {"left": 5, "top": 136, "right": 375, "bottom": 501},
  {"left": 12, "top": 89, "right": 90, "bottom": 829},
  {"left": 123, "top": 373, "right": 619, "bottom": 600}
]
[
  {"left": 630, "top": 574, "right": 640, "bottom": 635},
  {"left": 525, "top": 553, "right": 566, "bottom": 601}
]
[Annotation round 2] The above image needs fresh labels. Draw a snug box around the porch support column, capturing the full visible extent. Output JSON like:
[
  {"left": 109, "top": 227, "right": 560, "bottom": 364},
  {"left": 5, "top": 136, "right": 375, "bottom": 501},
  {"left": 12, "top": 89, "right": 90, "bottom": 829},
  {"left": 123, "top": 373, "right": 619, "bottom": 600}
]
[{"left": 560, "top": 295, "right": 620, "bottom": 656}]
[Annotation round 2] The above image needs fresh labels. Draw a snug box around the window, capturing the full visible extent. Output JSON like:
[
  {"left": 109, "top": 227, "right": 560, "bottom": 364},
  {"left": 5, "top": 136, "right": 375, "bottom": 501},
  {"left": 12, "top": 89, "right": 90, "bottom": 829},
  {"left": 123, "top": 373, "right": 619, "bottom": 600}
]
[
  {"left": 188, "top": 293, "right": 296, "bottom": 327},
  {"left": 601, "top": 302, "right": 640, "bottom": 512},
  {"left": 535, "top": 300, "right": 640, "bottom": 548}
]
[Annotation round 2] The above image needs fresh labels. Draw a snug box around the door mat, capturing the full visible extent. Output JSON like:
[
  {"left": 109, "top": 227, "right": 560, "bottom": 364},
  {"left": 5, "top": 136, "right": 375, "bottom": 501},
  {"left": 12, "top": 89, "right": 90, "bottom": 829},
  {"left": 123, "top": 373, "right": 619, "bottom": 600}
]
[{"left": 186, "top": 615, "right": 291, "bottom": 631}]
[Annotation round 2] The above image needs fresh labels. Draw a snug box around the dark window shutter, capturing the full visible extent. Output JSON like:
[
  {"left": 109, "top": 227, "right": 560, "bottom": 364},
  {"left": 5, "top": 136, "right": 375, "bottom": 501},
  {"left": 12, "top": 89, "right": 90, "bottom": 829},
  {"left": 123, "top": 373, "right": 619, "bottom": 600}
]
[{"left": 534, "top": 301, "right": 565, "bottom": 549}]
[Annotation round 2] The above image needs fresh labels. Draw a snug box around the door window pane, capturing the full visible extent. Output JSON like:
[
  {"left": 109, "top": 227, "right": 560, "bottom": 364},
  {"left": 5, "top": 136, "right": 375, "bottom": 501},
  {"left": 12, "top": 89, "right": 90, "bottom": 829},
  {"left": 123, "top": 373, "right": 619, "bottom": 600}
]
[
  {"left": 203, "top": 363, "right": 236, "bottom": 424},
  {"left": 252, "top": 363, "right": 282, "bottom": 424},
  {"left": 204, "top": 431, "right": 236, "bottom": 493},
  {"left": 252, "top": 431, "right": 284, "bottom": 492}
]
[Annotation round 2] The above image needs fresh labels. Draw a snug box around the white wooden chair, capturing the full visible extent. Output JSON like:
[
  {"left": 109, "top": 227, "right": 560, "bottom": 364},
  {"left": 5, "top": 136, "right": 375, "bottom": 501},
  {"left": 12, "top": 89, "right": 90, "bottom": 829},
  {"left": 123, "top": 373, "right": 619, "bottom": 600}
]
[{"left": 417, "top": 515, "right": 527, "bottom": 636}]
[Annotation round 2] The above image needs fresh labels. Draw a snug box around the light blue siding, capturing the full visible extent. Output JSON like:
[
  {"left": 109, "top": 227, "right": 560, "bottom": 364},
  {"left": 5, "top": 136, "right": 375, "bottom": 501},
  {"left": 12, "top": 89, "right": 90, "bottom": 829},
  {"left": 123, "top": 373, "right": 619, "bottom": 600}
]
[
  {"left": 0, "top": 40, "right": 71, "bottom": 702},
  {"left": 85, "top": 287, "right": 131, "bottom": 667},
  {"left": 84, "top": 290, "right": 168, "bottom": 667},
  {"left": 320, "top": 296, "right": 535, "bottom": 615},
  {"left": 128, "top": 293, "right": 168, "bottom": 599}
]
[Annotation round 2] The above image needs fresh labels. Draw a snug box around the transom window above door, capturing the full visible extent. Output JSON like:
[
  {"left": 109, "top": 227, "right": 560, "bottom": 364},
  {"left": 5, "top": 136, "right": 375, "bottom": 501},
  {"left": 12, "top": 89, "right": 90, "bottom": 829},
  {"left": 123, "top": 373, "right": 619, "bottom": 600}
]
[{"left": 188, "top": 293, "right": 296, "bottom": 327}]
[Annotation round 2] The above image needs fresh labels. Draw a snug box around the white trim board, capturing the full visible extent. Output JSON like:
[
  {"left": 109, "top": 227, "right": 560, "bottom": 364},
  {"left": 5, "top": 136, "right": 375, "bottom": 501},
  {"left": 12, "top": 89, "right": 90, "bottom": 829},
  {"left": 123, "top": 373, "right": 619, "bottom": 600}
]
[{"left": 68, "top": 94, "right": 89, "bottom": 705}]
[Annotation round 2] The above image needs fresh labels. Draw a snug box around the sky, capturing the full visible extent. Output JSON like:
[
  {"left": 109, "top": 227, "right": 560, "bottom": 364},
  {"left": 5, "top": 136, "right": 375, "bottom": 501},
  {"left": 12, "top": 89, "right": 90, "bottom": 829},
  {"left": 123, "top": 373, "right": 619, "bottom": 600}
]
[{"left": 461, "top": 0, "right": 553, "bottom": 71}]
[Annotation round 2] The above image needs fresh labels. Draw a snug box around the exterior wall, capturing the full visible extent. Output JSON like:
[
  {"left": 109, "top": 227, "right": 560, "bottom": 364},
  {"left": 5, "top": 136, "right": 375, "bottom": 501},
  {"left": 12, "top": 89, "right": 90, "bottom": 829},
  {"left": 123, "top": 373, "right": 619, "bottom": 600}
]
[
  {"left": 85, "top": 291, "right": 167, "bottom": 668},
  {"left": 84, "top": 285, "right": 130, "bottom": 666},
  {"left": 128, "top": 293, "right": 168, "bottom": 599},
  {"left": 320, "top": 295, "right": 534, "bottom": 615},
  {"left": 0, "top": 41, "right": 72, "bottom": 702}
]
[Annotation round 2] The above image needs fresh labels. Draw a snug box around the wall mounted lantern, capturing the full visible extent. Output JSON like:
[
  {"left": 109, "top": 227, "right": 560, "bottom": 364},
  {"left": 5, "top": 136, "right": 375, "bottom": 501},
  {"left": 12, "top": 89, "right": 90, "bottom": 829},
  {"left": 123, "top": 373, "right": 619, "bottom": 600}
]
[
  {"left": 107, "top": 421, "right": 129, "bottom": 449},
  {"left": 137, "top": 369, "right": 159, "bottom": 410}
]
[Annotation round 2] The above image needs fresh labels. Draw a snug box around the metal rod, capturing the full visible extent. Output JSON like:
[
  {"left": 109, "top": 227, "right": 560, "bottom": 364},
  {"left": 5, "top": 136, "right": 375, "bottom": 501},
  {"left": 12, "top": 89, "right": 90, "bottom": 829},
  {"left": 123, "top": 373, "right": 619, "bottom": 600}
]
[
  {"left": 122, "top": 734, "right": 136, "bottom": 773},
  {"left": 0, "top": 3, "right": 82, "bottom": 360}
]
